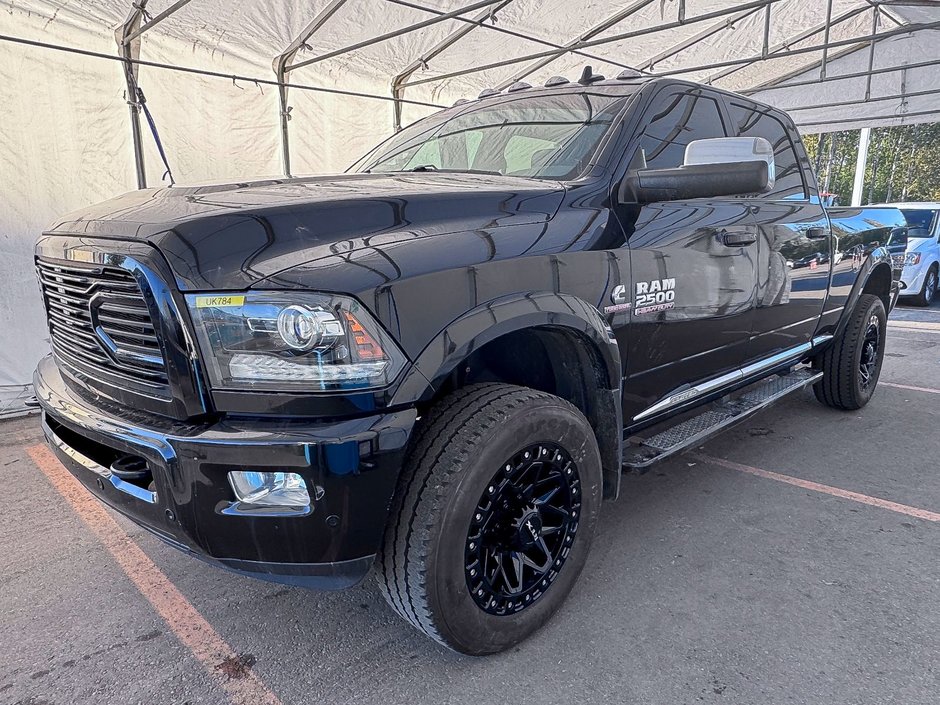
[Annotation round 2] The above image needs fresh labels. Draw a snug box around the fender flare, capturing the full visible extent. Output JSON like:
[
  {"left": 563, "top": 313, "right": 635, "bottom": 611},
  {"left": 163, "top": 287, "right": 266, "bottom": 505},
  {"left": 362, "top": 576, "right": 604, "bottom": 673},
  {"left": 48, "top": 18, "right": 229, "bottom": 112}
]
[
  {"left": 833, "top": 248, "right": 895, "bottom": 340},
  {"left": 390, "top": 292, "right": 624, "bottom": 499},
  {"left": 392, "top": 291, "right": 621, "bottom": 403}
]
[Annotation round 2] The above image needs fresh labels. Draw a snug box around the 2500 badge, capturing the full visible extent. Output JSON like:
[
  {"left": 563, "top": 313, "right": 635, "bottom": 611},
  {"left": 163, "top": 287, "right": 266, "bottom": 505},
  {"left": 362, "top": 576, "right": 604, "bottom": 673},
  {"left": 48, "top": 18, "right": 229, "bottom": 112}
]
[{"left": 634, "top": 277, "right": 676, "bottom": 315}]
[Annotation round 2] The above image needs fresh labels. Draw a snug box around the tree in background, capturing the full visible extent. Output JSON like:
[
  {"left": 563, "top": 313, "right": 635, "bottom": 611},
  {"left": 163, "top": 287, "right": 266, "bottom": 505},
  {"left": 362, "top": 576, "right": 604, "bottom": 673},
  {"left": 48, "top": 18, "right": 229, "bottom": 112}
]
[{"left": 802, "top": 122, "right": 940, "bottom": 204}]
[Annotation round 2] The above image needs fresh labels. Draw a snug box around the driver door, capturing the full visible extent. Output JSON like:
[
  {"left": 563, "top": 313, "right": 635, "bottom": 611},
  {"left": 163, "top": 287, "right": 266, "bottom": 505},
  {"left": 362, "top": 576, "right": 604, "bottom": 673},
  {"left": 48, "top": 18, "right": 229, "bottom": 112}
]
[{"left": 611, "top": 86, "right": 760, "bottom": 424}]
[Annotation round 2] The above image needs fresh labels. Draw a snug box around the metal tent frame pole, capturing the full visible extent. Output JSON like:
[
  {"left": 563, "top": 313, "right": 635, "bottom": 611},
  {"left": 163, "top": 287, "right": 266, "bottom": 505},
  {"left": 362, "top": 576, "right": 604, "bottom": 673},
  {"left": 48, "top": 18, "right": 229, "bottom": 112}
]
[
  {"left": 273, "top": 0, "right": 350, "bottom": 176},
  {"left": 638, "top": 19, "right": 940, "bottom": 81},
  {"left": 635, "top": 3, "right": 767, "bottom": 73},
  {"left": 398, "top": 0, "right": 784, "bottom": 90},
  {"left": 702, "top": 5, "right": 869, "bottom": 86},
  {"left": 491, "top": 0, "right": 657, "bottom": 90},
  {"left": 742, "top": 57, "right": 940, "bottom": 95},
  {"left": 386, "top": 0, "right": 644, "bottom": 75},
  {"left": 115, "top": 0, "right": 191, "bottom": 189},
  {"left": 285, "top": 0, "right": 507, "bottom": 74},
  {"left": 390, "top": 0, "right": 516, "bottom": 132}
]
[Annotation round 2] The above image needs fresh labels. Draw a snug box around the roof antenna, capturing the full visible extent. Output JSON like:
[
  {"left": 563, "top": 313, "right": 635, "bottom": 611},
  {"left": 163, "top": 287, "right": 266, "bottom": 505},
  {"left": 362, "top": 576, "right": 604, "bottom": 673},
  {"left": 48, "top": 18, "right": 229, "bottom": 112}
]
[{"left": 578, "top": 65, "right": 605, "bottom": 85}]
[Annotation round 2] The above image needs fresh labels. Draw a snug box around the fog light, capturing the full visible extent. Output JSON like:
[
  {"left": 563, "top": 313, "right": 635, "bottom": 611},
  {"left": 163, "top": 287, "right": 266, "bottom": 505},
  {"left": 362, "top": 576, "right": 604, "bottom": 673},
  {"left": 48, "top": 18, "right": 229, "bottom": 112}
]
[{"left": 228, "top": 471, "right": 310, "bottom": 508}]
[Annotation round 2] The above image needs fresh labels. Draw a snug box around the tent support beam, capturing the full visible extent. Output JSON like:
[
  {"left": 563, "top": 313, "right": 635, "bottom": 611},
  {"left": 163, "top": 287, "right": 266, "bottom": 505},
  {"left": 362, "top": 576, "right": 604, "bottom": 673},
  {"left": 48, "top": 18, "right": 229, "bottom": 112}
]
[
  {"left": 114, "top": 0, "right": 192, "bottom": 189},
  {"left": 865, "top": 6, "right": 881, "bottom": 100},
  {"left": 123, "top": 0, "right": 192, "bottom": 45},
  {"left": 852, "top": 127, "right": 871, "bottom": 206},
  {"left": 703, "top": 5, "right": 869, "bottom": 85},
  {"left": 116, "top": 4, "right": 148, "bottom": 189},
  {"left": 820, "top": 0, "right": 834, "bottom": 78},
  {"left": 273, "top": 0, "right": 350, "bottom": 176},
  {"left": 644, "top": 19, "right": 940, "bottom": 80},
  {"left": 399, "top": 0, "right": 788, "bottom": 89},
  {"left": 638, "top": 3, "right": 766, "bottom": 73},
  {"left": 386, "top": 0, "right": 643, "bottom": 75},
  {"left": 784, "top": 85, "right": 940, "bottom": 113},
  {"left": 743, "top": 57, "right": 940, "bottom": 95},
  {"left": 287, "top": 0, "right": 506, "bottom": 73},
  {"left": 390, "top": 0, "right": 516, "bottom": 132},
  {"left": 492, "top": 0, "right": 656, "bottom": 90}
]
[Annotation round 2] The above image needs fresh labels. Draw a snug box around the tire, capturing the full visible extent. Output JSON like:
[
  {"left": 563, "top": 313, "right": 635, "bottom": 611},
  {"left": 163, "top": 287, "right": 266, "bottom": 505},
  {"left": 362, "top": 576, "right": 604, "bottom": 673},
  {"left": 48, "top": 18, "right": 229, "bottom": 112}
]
[
  {"left": 378, "top": 383, "right": 602, "bottom": 655},
  {"left": 813, "top": 293, "right": 887, "bottom": 410},
  {"left": 910, "top": 265, "right": 937, "bottom": 307}
]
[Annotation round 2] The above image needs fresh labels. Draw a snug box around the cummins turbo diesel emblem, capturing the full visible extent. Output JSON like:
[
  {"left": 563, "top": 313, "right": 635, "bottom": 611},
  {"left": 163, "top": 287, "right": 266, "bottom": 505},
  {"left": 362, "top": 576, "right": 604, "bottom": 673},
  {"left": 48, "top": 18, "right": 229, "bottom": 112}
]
[
  {"left": 634, "top": 277, "right": 676, "bottom": 315},
  {"left": 603, "top": 284, "right": 632, "bottom": 314}
]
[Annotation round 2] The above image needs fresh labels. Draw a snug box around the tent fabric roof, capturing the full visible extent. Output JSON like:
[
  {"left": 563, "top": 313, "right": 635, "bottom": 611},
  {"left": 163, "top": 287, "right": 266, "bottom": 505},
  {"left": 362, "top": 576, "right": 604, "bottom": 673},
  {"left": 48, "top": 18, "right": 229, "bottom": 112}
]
[{"left": 0, "top": 0, "right": 939, "bottom": 405}]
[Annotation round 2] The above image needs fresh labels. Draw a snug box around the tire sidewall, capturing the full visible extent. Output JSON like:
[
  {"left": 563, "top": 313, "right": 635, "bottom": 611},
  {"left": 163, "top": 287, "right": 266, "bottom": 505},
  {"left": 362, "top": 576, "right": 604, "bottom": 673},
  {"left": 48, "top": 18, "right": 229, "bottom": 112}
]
[
  {"left": 425, "top": 401, "right": 602, "bottom": 655},
  {"left": 849, "top": 296, "right": 887, "bottom": 405}
]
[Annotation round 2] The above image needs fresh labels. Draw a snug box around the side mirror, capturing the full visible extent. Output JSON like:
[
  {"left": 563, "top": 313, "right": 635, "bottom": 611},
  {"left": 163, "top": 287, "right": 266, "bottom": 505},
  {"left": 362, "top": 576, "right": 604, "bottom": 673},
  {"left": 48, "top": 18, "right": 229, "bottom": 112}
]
[{"left": 621, "top": 137, "right": 775, "bottom": 204}]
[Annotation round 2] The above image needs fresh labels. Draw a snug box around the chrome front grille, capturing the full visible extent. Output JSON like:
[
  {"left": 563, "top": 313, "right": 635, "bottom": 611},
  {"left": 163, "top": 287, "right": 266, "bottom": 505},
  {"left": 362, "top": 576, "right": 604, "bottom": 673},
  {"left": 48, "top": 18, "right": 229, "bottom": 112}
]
[{"left": 36, "top": 257, "right": 170, "bottom": 394}]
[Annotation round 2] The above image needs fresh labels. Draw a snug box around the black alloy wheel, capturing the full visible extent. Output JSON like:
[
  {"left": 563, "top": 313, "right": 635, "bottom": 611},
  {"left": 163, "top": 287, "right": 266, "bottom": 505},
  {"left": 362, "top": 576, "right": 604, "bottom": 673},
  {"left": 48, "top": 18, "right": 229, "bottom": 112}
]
[
  {"left": 465, "top": 443, "right": 581, "bottom": 616},
  {"left": 858, "top": 312, "right": 881, "bottom": 391},
  {"left": 378, "top": 384, "right": 602, "bottom": 654},
  {"left": 814, "top": 293, "right": 887, "bottom": 410}
]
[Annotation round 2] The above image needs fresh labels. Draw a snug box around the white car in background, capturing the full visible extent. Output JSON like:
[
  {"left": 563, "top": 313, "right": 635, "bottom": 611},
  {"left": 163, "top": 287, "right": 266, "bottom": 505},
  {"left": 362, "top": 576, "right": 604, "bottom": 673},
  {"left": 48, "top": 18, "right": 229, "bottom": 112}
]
[{"left": 889, "top": 203, "right": 940, "bottom": 306}]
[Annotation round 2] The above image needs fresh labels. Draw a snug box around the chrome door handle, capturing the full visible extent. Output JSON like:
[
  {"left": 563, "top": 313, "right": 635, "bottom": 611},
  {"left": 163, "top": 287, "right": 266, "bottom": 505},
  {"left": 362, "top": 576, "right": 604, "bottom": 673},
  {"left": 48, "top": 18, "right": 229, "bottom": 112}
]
[
  {"left": 806, "top": 227, "right": 829, "bottom": 240},
  {"left": 719, "top": 230, "right": 757, "bottom": 247}
]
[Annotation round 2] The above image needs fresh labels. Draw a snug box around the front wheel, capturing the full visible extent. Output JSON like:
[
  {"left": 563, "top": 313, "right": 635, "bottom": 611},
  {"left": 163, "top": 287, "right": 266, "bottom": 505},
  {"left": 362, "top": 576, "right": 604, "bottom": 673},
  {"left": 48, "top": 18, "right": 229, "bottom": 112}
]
[
  {"left": 814, "top": 293, "right": 887, "bottom": 410},
  {"left": 378, "top": 384, "right": 602, "bottom": 654}
]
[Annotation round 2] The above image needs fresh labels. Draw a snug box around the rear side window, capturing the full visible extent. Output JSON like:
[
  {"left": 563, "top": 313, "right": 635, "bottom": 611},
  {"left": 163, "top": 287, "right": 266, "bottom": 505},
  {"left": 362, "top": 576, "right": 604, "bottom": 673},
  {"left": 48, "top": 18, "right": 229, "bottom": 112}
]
[
  {"left": 637, "top": 92, "right": 727, "bottom": 169},
  {"left": 728, "top": 103, "right": 807, "bottom": 200}
]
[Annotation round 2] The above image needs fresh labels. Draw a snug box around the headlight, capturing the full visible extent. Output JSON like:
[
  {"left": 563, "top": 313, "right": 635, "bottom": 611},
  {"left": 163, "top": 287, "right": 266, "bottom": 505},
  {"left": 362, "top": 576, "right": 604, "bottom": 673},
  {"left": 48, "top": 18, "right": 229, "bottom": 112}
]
[
  {"left": 904, "top": 252, "right": 922, "bottom": 266},
  {"left": 186, "top": 292, "right": 406, "bottom": 391}
]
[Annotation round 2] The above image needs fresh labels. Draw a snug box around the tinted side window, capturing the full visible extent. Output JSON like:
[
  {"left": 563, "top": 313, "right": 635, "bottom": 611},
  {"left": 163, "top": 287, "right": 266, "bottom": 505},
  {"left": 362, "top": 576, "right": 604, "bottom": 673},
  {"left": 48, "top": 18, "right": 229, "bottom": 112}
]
[
  {"left": 637, "top": 92, "right": 727, "bottom": 169},
  {"left": 728, "top": 103, "right": 806, "bottom": 200}
]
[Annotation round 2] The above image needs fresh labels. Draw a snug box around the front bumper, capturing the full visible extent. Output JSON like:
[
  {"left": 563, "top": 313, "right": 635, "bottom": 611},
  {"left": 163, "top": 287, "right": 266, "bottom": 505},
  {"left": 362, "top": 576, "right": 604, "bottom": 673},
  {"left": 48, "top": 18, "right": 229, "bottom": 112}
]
[
  {"left": 899, "top": 265, "right": 927, "bottom": 296},
  {"left": 34, "top": 355, "right": 416, "bottom": 589}
]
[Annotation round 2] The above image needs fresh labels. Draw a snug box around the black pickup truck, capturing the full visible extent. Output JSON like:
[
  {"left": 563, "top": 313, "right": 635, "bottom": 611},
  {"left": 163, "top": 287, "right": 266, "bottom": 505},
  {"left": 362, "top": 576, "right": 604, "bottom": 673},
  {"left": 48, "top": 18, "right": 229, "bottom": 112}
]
[{"left": 34, "top": 72, "right": 903, "bottom": 655}]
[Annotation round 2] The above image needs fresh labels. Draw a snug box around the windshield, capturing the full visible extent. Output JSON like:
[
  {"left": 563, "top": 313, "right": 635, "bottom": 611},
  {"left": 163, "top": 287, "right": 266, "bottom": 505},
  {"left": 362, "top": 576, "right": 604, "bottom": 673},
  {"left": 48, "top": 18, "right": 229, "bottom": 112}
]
[
  {"left": 900, "top": 208, "right": 939, "bottom": 238},
  {"left": 354, "top": 91, "right": 633, "bottom": 180}
]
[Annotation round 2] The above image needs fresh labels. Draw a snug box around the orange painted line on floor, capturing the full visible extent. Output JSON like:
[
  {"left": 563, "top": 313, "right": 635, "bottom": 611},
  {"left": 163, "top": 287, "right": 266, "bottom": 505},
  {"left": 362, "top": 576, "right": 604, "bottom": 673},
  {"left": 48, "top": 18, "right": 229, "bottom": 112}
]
[
  {"left": 26, "top": 444, "right": 282, "bottom": 705},
  {"left": 695, "top": 452, "right": 940, "bottom": 523},
  {"left": 881, "top": 381, "right": 940, "bottom": 395}
]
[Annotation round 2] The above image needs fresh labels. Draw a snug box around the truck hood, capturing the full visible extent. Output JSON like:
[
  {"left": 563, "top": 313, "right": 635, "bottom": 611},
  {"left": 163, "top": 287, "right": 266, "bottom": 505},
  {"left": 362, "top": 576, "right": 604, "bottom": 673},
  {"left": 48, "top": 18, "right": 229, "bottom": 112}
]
[{"left": 47, "top": 172, "right": 565, "bottom": 290}]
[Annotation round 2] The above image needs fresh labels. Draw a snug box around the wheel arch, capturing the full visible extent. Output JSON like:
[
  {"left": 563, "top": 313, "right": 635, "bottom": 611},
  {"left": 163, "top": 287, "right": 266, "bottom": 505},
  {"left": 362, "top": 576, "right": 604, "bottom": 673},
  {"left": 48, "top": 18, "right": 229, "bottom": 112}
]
[
  {"left": 833, "top": 252, "right": 894, "bottom": 341},
  {"left": 392, "top": 292, "right": 623, "bottom": 499}
]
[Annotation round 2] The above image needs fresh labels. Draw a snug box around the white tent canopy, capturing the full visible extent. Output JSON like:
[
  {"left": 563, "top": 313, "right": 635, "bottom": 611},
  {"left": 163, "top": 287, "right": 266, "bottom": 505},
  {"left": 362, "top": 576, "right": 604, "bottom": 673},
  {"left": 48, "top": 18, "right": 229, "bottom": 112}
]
[{"left": 1, "top": 0, "right": 938, "bottom": 414}]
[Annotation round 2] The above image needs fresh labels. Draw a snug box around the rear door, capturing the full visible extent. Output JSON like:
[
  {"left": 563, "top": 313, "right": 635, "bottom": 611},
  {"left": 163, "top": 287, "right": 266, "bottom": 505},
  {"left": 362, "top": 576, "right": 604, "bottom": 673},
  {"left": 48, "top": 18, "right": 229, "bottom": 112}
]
[
  {"left": 724, "top": 100, "right": 830, "bottom": 361},
  {"left": 613, "top": 85, "right": 760, "bottom": 423}
]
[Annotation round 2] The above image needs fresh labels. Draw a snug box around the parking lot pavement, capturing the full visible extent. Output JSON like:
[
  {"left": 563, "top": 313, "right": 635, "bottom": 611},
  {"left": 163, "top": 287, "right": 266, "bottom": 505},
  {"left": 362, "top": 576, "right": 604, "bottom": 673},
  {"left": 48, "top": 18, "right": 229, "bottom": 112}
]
[{"left": 2, "top": 318, "right": 938, "bottom": 705}]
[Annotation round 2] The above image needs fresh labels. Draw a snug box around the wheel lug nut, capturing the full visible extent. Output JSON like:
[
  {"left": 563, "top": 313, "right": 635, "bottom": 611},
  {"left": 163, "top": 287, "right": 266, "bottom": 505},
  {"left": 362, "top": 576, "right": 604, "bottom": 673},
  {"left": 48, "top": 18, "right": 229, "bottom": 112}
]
[
  {"left": 469, "top": 542, "right": 476, "bottom": 550},
  {"left": 524, "top": 452, "right": 530, "bottom": 459},
  {"left": 488, "top": 486, "right": 495, "bottom": 494}
]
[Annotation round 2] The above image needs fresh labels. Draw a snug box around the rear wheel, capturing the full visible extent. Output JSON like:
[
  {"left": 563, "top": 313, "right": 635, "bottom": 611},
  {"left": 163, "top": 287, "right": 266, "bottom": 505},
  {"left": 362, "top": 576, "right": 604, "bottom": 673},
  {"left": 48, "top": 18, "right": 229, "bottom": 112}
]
[
  {"left": 814, "top": 293, "right": 886, "bottom": 410},
  {"left": 910, "top": 265, "right": 937, "bottom": 307},
  {"left": 378, "top": 383, "right": 602, "bottom": 654}
]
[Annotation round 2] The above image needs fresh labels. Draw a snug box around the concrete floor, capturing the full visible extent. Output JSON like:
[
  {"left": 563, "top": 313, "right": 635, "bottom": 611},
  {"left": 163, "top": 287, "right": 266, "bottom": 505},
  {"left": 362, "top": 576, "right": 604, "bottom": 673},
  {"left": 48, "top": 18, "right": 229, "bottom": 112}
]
[{"left": 2, "top": 301, "right": 938, "bottom": 705}]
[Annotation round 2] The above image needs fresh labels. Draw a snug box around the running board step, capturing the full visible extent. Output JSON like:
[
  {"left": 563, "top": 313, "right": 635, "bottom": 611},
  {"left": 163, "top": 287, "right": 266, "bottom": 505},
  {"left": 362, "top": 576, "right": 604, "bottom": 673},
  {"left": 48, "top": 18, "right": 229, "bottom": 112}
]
[{"left": 622, "top": 367, "right": 823, "bottom": 469}]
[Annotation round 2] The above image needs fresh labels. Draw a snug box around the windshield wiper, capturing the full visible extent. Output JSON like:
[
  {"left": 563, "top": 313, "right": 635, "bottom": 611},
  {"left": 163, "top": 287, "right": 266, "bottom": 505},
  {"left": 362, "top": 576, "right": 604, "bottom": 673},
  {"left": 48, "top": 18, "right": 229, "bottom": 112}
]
[{"left": 405, "top": 166, "right": 503, "bottom": 176}]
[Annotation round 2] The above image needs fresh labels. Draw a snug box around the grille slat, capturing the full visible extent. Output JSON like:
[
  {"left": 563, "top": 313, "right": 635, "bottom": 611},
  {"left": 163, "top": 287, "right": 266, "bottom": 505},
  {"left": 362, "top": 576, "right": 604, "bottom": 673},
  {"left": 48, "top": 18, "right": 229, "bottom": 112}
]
[{"left": 37, "top": 257, "right": 170, "bottom": 391}]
